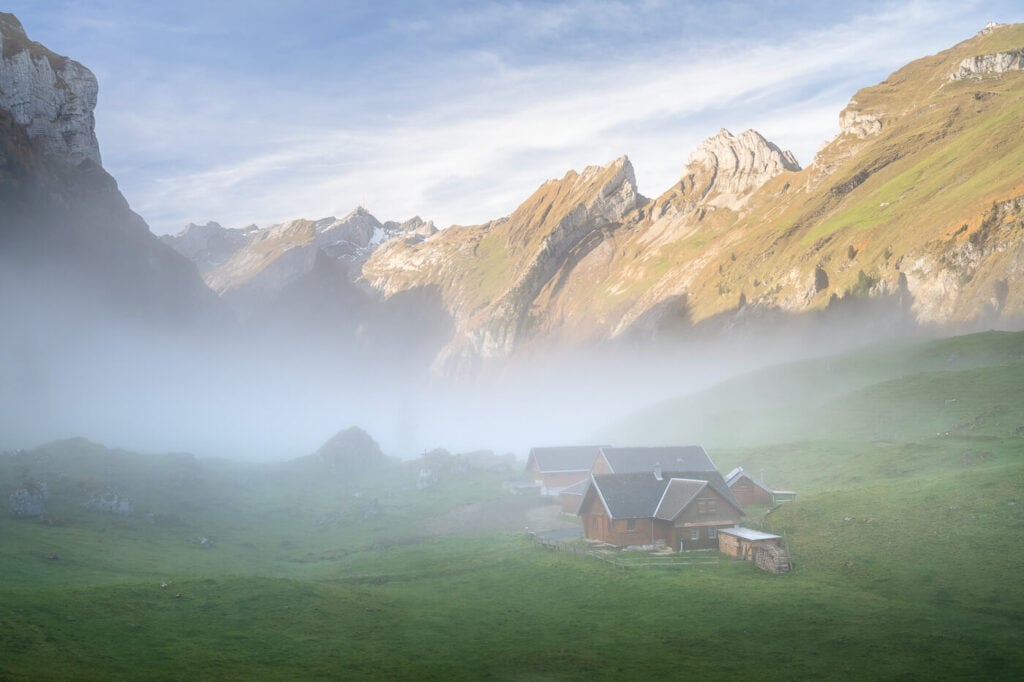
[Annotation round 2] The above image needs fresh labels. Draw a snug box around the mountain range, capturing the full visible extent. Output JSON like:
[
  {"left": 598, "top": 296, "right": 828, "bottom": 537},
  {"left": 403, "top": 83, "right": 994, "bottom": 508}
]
[
  {"left": 4, "top": 14, "right": 1024, "bottom": 386},
  {"left": 159, "top": 22, "right": 1024, "bottom": 375}
]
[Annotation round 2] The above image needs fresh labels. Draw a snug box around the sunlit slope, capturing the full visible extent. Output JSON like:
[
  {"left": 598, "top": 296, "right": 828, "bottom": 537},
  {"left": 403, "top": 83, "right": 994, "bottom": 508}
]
[{"left": 361, "top": 24, "right": 1024, "bottom": 371}]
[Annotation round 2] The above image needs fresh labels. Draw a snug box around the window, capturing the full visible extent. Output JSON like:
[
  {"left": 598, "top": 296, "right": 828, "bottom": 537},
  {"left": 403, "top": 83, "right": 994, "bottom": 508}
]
[
  {"left": 707, "top": 527, "right": 717, "bottom": 540},
  {"left": 626, "top": 519, "right": 635, "bottom": 532},
  {"left": 690, "top": 528, "right": 700, "bottom": 541}
]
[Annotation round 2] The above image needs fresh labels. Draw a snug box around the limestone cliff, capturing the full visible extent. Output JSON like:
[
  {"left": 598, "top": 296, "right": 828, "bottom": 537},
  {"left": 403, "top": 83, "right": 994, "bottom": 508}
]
[
  {"left": 0, "top": 13, "right": 100, "bottom": 166},
  {"left": 0, "top": 13, "right": 218, "bottom": 326}
]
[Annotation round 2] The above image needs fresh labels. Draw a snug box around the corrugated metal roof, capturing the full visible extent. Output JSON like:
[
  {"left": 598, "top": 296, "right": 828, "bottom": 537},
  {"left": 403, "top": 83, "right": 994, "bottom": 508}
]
[
  {"left": 717, "top": 527, "right": 780, "bottom": 541},
  {"left": 528, "top": 445, "right": 607, "bottom": 472}
]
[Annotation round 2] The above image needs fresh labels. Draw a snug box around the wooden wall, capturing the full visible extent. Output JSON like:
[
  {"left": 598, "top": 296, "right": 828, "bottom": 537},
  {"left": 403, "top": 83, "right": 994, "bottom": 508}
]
[{"left": 729, "top": 475, "right": 774, "bottom": 506}]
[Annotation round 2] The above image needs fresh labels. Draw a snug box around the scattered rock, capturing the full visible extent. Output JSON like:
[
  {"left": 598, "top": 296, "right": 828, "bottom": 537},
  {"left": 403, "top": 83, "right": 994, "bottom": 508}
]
[
  {"left": 362, "top": 498, "right": 383, "bottom": 520},
  {"left": 82, "top": 492, "right": 134, "bottom": 516},
  {"left": 9, "top": 481, "right": 48, "bottom": 518},
  {"left": 417, "top": 467, "right": 438, "bottom": 490}
]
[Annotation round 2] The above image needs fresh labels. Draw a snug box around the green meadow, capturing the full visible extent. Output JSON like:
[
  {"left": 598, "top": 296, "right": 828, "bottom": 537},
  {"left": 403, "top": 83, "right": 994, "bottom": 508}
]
[{"left": 2, "top": 331, "right": 1023, "bottom": 679}]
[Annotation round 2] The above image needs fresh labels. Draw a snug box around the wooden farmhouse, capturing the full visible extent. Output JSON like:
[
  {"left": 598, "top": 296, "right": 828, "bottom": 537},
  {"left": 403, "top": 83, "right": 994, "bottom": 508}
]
[
  {"left": 526, "top": 445, "right": 608, "bottom": 495},
  {"left": 724, "top": 467, "right": 797, "bottom": 507},
  {"left": 576, "top": 471, "right": 744, "bottom": 550}
]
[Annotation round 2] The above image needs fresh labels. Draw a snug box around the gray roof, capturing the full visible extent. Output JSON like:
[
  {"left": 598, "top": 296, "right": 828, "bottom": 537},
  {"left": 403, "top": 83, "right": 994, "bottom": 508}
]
[
  {"left": 589, "top": 471, "right": 743, "bottom": 520},
  {"left": 660, "top": 469, "right": 741, "bottom": 510},
  {"left": 559, "top": 479, "right": 590, "bottom": 496},
  {"left": 528, "top": 445, "right": 608, "bottom": 473},
  {"left": 599, "top": 446, "right": 716, "bottom": 474},
  {"left": 724, "top": 466, "right": 775, "bottom": 494},
  {"left": 590, "top": 472, "right": 669, "bottom": 519},
  {"left": 654, "top": 479, "right": 708, "bottom": 521}
]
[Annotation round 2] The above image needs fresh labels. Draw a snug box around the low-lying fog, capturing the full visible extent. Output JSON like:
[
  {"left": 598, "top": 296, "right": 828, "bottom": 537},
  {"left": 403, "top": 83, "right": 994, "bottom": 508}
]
[{"left": 1, "top": 259, "right": 936, "bottom": 461}]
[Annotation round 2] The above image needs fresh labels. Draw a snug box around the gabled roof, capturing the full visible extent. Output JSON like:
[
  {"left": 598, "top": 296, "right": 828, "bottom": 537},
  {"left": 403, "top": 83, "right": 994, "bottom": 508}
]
[
  {"left": 589, "top": 472, "right": 669, "bottom": 519},
  {"left": 659, "top": 469, "right": 741, "bottom": 510},
  {"left": 654, "top": 479, "right": 709, "bottom": 521},
  {"left": 559, "top": 479, "right": 590, "bottom": 496},
  {"left": 587, "top": 471, "right": 743, "bottom": 521},
  {"left": 724, "top": 466, "right": 775, "bottom": 495},
  {"left": 527, "top": 445, "right": 608, "bottom": 473},
  {"left": 598, "top": 446, "right": 716, "bottom": 474}
]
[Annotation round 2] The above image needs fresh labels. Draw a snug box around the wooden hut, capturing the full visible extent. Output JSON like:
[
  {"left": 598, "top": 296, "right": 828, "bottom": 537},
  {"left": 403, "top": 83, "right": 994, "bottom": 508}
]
[{"left": 716, "top": 526, "right": 782, "bottom": 560}]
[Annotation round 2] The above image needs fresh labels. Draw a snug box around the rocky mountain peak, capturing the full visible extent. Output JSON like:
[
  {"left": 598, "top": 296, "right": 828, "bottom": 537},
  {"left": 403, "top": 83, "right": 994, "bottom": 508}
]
[
  {"left": 0, "top": 13, "right": 101, "bottom": 166},
  {"left": 679, "top": 129, "right": 800, "bottom": 210},
  {"left": 161, "top": 221, "right": 256, "bottom": 273}
]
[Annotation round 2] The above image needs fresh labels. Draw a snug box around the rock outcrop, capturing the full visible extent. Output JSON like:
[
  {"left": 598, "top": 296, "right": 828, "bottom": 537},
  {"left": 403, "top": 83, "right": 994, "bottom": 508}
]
[
  {"left": 678, "top": 129, "right": 800, "bottom": 210},
  {"left": 0, "top": 13, "right": 100, "bottom": 166},
  {"left": 160, "top": 222, "right": 258, "bottom": 273},
  {"left": 949, "top": 49, "right": 1024, "bottom": 80},
  {"left": 82, "top": 492, "right": 134, "bottom": 516},
  {"left": 839, "top": 103, "right": 883, "bottom": 139},
  {"left": 0, "top": 13, "right": 219, "bottom": 327},
  {"left": 9, "top": 481, "right": 47, "bottom": 517}
]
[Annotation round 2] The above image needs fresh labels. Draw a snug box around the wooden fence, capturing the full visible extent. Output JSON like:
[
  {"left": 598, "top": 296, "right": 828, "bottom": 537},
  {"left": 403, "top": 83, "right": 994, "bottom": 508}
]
[
  {"left": 529, "top": 530, "right": 795, "bottom": 573},
  {"left": 527, "top": 532, "right": 721, "bottom": 569}
]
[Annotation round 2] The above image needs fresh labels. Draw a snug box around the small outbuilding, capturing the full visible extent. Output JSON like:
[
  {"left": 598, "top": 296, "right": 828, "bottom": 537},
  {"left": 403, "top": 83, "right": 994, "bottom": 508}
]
[
  {"left": 724, "top": 467, "right": 797, "bottom": 507},
  {"left": 716, "top": 526, "right": 781, "bottom": 560}
]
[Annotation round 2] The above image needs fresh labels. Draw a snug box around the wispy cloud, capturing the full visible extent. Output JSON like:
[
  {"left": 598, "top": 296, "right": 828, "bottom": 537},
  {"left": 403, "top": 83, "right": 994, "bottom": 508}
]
[{"left": 10, "top": 0, "right": 1019, "bottom": 233}]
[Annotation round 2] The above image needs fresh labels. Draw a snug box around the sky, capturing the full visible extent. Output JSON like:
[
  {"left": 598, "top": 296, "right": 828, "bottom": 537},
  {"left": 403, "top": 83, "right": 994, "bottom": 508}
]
[{"left": 6, "top": 0, "right": 1024, "bottom": 235}]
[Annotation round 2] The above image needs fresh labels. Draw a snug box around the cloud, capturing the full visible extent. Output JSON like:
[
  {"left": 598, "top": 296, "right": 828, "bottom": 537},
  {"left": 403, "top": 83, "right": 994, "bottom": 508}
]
[{"left": 75, "top": 0, "right": 1021, "bottom": 234}]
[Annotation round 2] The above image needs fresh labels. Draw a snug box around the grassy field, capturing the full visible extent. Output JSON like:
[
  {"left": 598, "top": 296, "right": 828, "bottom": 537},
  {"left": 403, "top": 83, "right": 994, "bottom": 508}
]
[{"left": 2, "top": 331, "right": 1023, "bottom": 679}]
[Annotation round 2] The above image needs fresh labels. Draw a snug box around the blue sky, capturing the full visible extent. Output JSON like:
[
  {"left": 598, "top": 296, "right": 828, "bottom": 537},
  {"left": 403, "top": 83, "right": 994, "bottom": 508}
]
[{"left": 6, "top": 1, "right": 1024, "bottom": 234}]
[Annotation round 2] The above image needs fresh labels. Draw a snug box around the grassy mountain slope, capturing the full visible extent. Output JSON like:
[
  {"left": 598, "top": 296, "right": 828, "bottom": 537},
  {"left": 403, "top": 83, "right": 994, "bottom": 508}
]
[
  {"left": 2, "top": 331, "right": 1022, "bottom": 678},
  {"left": 360, "top": 24, "right": 1024, "bottom": 370}
]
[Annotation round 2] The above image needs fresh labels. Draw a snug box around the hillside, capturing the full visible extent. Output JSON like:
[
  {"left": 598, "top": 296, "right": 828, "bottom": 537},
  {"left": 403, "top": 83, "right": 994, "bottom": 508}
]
[
  {"left": 1, "top": 330, "right": 1022, "bottom": 678},
  {"left": 358, "top": 23, "right": 1024, "bottom": 373}
]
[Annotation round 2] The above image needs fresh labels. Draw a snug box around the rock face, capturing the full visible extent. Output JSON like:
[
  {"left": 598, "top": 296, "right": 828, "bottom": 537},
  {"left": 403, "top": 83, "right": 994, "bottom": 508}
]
[
  {"left": 163, "top": 207, "right": 438, "bottom": 319},
  {"left": 678, "top": 129, "right": 800, "bottom": 210},
  {"left": 9, "top": 481, "right": 47, "bottom": 517},
  {"left": 0, "top": 13, "right": 100, "bottom": 166},
  {"left": 0, "top": 13, "right": 218, "bottom": 327},
  {"left": 360, "top": 23, "right": 1024, "bottom": 370},
  {"left": 364, "top": 155, "right": 645, "bottom": 374},
  {"left": 82, "top": 492, "right": 134, "bottom": 516},
  {"left": 159, "top": 222, "right": 258, "bottom": 273},
  {"left": 949, "top": 49, "right": 1024, "bottom": 80},
  {"left": 839, "top": 103, "right": 883, "bottom": 139}
]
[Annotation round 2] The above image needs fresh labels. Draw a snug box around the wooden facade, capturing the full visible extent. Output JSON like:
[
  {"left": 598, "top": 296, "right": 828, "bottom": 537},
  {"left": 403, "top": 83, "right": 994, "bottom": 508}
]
[
  {"left": 727, "top": 472, "right": 775, "bottom": 507},
  {"left": 578, "top": 473, "right": 743, "bottom": 550},
  {"left": 558, "top": 479, "right": 589, "bottom": 514}
]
